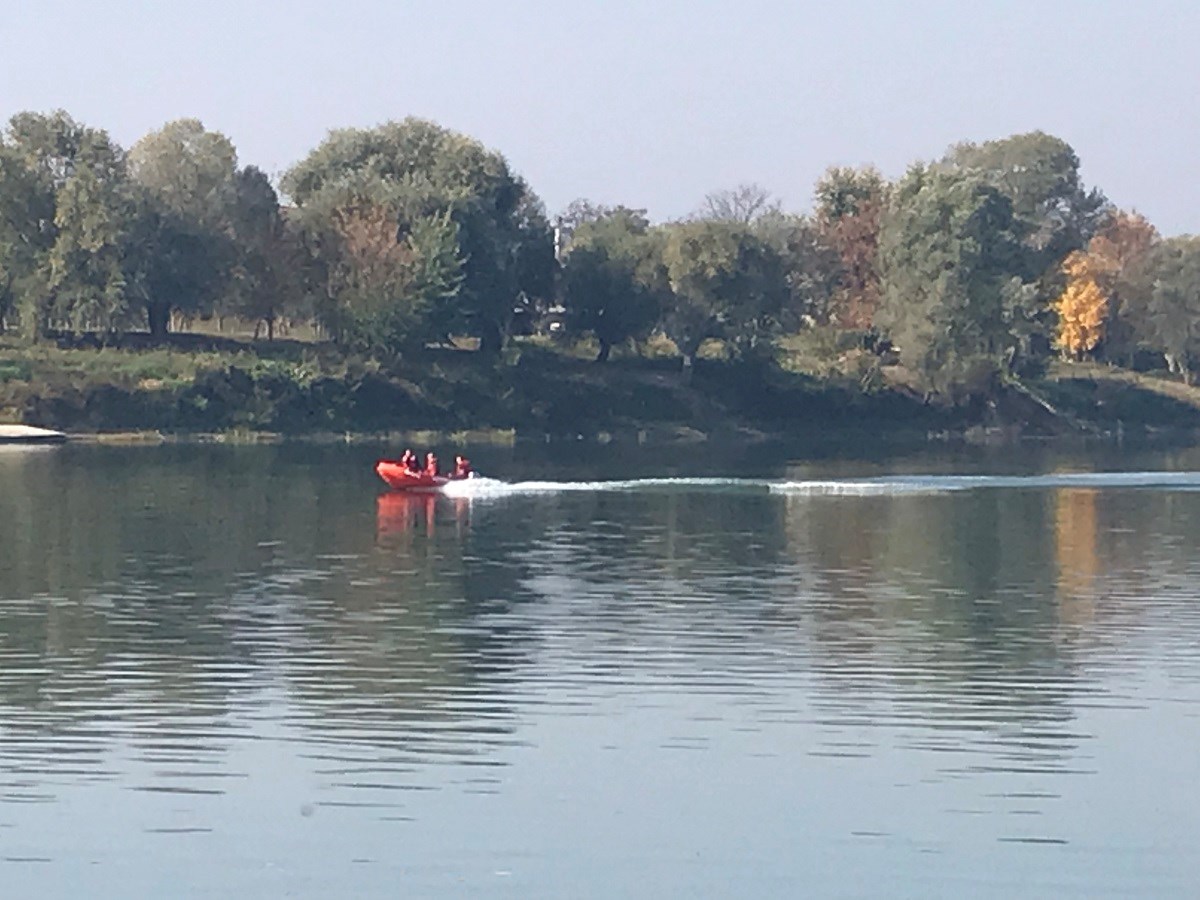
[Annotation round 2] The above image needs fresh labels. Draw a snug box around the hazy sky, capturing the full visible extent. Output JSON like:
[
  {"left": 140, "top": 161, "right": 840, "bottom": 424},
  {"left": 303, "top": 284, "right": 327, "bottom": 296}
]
[{"left": 3, "top": 1, "right": 1198, "bottom": 232}]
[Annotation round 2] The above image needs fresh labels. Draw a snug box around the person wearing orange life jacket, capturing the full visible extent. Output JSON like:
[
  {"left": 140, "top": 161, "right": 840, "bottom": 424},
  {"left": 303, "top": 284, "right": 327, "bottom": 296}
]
[
  {"left": 453, "top": 455, "right": 473, "bottom": 479},
  {"left": 424, "top": 452, "right": 439, "bottom": 477}
]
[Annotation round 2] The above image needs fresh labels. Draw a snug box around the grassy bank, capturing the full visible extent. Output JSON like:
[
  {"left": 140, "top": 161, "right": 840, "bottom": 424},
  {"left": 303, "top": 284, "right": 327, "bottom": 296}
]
[
  {"left": 3, "top": 333, "right": 1199, "bottom": 443},
  {"left": 1033, "top": 360, "right": 1200, "bottom": 433}
]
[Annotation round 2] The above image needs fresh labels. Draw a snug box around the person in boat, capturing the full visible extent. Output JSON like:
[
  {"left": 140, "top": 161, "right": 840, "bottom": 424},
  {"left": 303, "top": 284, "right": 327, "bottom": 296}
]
[
  {"left": 400, "top": 449, "right": 419, "bottom": 473},
  {"left": 424, "top": 452, "right": 439, "bottom": 477},
  {"left": 452, "top": 455, "right": 473, "bottom": 479}
]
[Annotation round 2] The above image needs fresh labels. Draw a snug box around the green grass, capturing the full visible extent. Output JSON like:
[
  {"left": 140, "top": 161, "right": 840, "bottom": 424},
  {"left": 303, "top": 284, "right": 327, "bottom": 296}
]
[
  {"left": 1036, "top": 360, "right": 1200, "bottom": 429},
  {"left": 1, "top": 337, "right": 228, "bottom": 385},
  {"left": 7, "top": 330, "right": 1198, "bottom": 440},
  {"left": 0, "top": 333, "right": 345, "bottom": 391},
  {"left": 0, "top": 358, "right": 32, "bottom": 383}
]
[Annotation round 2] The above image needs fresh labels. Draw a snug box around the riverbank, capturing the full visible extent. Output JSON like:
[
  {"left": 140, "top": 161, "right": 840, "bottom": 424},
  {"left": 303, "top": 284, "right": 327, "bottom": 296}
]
[{"left": 4, "top": 335, "right": 1200, "bottom": 445}]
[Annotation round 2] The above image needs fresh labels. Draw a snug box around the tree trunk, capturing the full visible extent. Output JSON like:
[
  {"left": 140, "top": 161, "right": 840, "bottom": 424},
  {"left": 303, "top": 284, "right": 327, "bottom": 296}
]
[
  {"left": 147, "top": 302, "right": 171, "bottom": 341},
  {"left": 266, "top": 316, "right": 275, "bottom": 342},
  {"left": 478, "top": 321, "right": 505, "bottom": 356},
  {"left": 595, "top": 339, "right": 611, "bottom": 363},
  {"left": 680, "top": 353, "right": 694, "bottom": 383}
]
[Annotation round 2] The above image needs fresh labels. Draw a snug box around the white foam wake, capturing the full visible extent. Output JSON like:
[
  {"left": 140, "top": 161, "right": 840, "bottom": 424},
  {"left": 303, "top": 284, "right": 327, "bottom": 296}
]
[
  {"left": 440, "top": 475, "right": 761, "bottom": 498},
  {"left": 438, "top": 470, "right": 1200, "bottom": 500},
  {"left": 768, "top": 479, "right": 950, "bottom": 496}
]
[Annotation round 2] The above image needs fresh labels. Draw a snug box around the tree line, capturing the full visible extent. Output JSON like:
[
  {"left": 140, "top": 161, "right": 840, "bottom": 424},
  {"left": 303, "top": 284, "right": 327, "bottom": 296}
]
[{"left": 1, "top": 110, "right": 1197, "bottom": 397}]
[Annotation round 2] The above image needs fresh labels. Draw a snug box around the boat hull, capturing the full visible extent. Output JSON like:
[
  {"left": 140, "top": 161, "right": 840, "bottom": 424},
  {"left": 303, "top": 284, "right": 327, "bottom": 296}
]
[
  {"left": 0, "top": 425, "right": 67, "bottom": 445},
  {"left": 376, "top": 460, "right": 451, "bottom": 491}
]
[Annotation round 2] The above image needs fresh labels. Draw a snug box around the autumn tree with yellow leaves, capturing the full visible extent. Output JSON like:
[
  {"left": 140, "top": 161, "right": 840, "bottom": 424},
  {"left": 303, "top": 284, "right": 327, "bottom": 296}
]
[
  {"left": 1054, "top": 251, "right": 1111, "bottom": 359},
  {"left": 1053, "top": 211, "right": 1158, "bottom": 363}
]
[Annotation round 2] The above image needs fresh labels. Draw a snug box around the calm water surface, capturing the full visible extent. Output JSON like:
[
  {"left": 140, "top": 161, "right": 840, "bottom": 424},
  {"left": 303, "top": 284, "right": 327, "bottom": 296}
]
[{"left": 2, "top": 440, "right": 1200, "bottom": 898}]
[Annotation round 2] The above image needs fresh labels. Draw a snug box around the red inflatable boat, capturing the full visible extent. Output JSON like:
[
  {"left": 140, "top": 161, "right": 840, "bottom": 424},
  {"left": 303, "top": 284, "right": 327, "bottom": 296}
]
[
  {"left": 375, "top": 460, "right": 451, "bottom": 490},
  {"left": 376, "top": 459, "right": 479, "bottom": 491}
]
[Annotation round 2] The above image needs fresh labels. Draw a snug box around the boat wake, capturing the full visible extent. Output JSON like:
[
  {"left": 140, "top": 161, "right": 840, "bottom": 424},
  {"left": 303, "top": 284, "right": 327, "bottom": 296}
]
[
  {"left": 438, "top": 471, "right": 1200, "bottom": 499},
  {"left": 440, "top": 476, "right": 757, "bottom": 498}
]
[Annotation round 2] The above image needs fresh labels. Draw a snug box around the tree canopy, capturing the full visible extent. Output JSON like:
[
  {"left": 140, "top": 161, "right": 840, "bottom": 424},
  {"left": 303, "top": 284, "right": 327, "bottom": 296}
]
[
  {"left": 877, "top": 165, "right": 1028, "bottom": 395},
  {"left": 2, "top": 108, "right": 1197, "bottom": 401},
  {"left": 0, "top": 111, "right": 134, "bottom": 339},
  {"left": 661, "top": 219, "right": 789, "bottom": 365},
  {"left": 127, "top": 119, "right": 255, "bottom": 337},
  {"left": 283, "top": 118, "right": 552, "bottom": 354},
  {"left": 941, "top": 131, "right": 1108, "bottom": 280},
  {"left": 562, "top": 206, "right": 664, "bottom": 361},
  {"left": 814, "top": 166, "right": 887, "bottom": 328},
  {"left": 1145, "top": 237, "right": 1200, "bottom": 383}
]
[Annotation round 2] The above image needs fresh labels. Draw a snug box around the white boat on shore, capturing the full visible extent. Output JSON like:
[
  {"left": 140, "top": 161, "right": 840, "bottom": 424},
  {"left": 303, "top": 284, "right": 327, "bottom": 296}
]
[{"left": 0, "top": 425, "right": 67, "bottom": 444}]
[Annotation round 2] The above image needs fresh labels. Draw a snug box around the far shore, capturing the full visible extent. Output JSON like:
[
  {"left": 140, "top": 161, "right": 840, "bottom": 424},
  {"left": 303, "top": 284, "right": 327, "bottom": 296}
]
[
  {"left": 13, "top": 421, "right": 1200, "bottom": 452},
  {"left": 7, "top": 333, "right": 1200, "bottom": 451}
]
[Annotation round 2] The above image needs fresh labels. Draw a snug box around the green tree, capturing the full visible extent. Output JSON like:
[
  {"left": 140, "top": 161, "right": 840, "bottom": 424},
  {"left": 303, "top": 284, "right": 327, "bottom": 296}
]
[
  {"left": 752, "top": 210, "right": 841, "bottom": 329},
  {"left": 127, "top": 119, "right": 237, "bottom": 226},
  {"left": 562, "top": 207, "right": 665, "bottom": 361},
  {"left": 46, "top": 161, "right": 136, "bottom": 336},
  {"left": 1, "top": 111, "right": 133, "bottom": 339},
  {"left": 221, "top": 166, "right": 303, "bottom": 340},
  {"left": 941, "top": 131, "right": 1107, "bottom": 277},
  {"left": 5, "top": 110, "right": 124, "bottom": 192},
  {"left": 503, "top": 188, "right": 557, "bottom": 345},
  {"left": 285, "top": 162, "right": 464, "bottom": 353},
  {"left": 556, "top": 198, "right": 617, "bottom": 239},
  {"left": 300, "top": 180, "right": 463, "bottom": 354},
  {"left": 940, "top": 132, "right": 1108, "bottom": 362},
  {"left": 282, "top": 118, "right": 552, "bottom": 354},
  {"left": 1144, "top": 236, "right": 1200, "bottom": 383},
  {"left": 877, "top": 165, "right": 1028, "bottom": 398},
  {"left": 0, "top": 144, "right": 51, "bottom": 333},
  {"left": 124, "top": 202, "right": 225, "bottom": 337},
  {"left": 127, "top": 119, "right": 240, "bottom": 337},
  {"left": 660, "top": 219, "right": 788, "bottom": 368}
]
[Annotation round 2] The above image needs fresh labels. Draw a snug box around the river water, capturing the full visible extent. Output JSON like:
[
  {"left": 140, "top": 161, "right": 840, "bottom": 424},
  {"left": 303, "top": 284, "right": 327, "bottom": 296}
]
[{"left": 1, "top": 440, "right": 1199, "bottom": 898}]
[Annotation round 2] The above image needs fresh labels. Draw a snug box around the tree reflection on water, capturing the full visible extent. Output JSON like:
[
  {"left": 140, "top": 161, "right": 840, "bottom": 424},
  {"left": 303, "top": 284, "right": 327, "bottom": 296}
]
[{"left": 1, "top": 444, "right": 1199, "bottom": 793}]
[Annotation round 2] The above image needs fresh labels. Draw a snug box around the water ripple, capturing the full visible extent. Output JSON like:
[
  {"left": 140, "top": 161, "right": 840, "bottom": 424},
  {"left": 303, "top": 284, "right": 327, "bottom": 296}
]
[{"left": 3, "top": 449, "right": 1200, "bottom": 896}]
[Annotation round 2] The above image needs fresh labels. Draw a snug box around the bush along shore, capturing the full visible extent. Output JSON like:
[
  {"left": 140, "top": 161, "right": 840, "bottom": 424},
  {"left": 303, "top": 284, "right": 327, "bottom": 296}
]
[{"left": 5, "top": 333, "right": 1200, "bottom": 444}]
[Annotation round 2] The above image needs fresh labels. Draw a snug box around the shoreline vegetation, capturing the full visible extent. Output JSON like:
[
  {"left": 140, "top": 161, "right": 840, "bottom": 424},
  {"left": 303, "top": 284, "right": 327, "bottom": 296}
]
[
  {"left": 6, "top": 331, "right": 1200, "bottom": 446},
  {"left": 3, "top": 112, "right": 1200, "bottom": 446}
]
